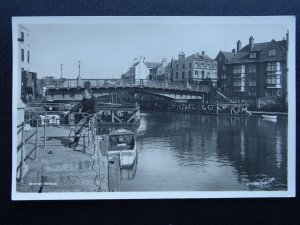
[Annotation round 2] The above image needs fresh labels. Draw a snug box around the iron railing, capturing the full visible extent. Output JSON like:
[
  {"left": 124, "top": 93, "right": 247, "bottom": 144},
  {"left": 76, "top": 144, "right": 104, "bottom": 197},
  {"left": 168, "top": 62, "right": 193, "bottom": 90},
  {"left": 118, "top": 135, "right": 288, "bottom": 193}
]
[
  {"left": 40, "top": 78, "right": 211, "bottom": 92},
  {"left": 17, "top": 115, "right": 39, "bottom": 182}
]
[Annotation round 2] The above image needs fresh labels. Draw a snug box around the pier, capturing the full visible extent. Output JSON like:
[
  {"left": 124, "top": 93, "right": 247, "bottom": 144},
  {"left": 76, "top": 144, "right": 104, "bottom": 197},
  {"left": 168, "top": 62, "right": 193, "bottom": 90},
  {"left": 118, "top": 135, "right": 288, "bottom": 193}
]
[{"left": 17, "top": 112, "right": 124, "bottom": 193}]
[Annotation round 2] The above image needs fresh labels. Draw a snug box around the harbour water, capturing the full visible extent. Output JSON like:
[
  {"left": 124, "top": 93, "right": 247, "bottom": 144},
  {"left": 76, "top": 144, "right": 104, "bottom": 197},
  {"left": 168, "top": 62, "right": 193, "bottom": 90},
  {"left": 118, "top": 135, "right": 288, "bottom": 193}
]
[{"left": 121, "top": 111, "right": 288, "bottom": 191}]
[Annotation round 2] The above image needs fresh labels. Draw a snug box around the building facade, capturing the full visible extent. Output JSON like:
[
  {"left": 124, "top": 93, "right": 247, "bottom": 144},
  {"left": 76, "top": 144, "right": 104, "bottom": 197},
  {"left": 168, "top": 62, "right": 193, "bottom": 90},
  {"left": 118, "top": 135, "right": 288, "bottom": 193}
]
[
  {"left": 149, "top": 58, "right": 168, "bottom": 81},
  {"left": 171, "top": 51, "right": 218, "bottom": 86},
  {"left": 226, "top": 35, "right": 288, "bottom": 100},
  {"left": 121, "top": 57, "right": 161, "bottom": 81},
  {"left": 215, "top": 50, "right": 235, "bottom": 93}
]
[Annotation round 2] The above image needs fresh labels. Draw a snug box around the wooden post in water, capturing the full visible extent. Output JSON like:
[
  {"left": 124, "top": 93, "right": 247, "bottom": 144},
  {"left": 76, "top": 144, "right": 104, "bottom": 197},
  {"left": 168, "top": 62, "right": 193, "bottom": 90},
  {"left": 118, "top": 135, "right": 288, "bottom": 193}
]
[{"left": 108, "top": 155, "right": 121, "bottom": 192}]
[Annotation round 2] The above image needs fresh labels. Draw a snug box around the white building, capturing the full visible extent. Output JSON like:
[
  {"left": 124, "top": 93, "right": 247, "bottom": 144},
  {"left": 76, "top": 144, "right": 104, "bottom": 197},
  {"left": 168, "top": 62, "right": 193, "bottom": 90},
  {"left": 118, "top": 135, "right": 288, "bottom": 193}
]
[
  {"left": 17, "top": 25, "right": 31, "bottom": 126},
  {"left": 121, "top": 57, "right": 161, "bottom": 81}
]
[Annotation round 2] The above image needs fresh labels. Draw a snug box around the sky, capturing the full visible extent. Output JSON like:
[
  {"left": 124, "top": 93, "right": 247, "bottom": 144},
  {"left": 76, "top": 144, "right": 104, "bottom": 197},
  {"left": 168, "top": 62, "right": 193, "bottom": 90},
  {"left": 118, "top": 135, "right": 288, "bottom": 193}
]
[{"left": 22, "top": 17, "right": 290, "bottom": 79}]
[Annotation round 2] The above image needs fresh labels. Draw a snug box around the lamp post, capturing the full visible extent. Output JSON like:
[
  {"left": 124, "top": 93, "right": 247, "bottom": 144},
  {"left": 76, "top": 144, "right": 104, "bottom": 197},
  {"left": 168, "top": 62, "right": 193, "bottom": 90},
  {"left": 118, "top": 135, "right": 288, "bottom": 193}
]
[
  {"left": 78, "top": 60, "right": 81, "bottom": 77},
  {"left": 60, "top": 64, "right": 63, "bottom": 78}
]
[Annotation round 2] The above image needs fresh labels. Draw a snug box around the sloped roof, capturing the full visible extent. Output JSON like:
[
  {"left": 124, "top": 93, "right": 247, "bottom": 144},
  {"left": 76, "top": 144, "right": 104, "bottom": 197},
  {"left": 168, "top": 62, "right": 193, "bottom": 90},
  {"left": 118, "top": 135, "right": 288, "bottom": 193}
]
[
  {"left": 186, "top": 53, "right": 212, "bottom": 61},
  {"left": 132, "top": 62, "right": 139, "bottom": 67},
  {"left": 221, "top": 51, "right": 235, "bottom": 61},
  {"left": 144, "top": 62, "right": 161, "bottom": 68},
  {"left": 228, "top": 39, "right": 287, "bottom": 64}
]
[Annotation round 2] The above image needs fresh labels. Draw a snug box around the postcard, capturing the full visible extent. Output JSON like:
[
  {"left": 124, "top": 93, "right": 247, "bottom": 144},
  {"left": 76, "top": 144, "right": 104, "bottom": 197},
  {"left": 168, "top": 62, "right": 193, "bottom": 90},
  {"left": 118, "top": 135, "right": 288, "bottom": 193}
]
[{"left": 12, "top": 16, "right": 296, "bottom": 200}]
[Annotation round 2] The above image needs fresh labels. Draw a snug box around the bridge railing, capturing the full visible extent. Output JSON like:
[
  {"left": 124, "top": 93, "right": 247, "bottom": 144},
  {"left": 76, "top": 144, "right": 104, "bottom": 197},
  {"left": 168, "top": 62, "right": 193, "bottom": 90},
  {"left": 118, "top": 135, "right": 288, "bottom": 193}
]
[{"left": 41, "top": 78, "right": 211, "bottom": 92}]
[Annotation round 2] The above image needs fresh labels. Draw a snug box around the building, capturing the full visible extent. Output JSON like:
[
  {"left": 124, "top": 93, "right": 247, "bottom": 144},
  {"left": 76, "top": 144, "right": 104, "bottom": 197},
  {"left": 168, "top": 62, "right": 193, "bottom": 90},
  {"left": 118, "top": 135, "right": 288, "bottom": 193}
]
[
  {"left": 18, "top": 25, "right": 38, "bottom": 102},
  {"left": 149, "top": 58, "right": 168, "bottom": 81},
  {"left": 226, "top": 34, "right": 288, "bottom": 101},
  {"left": 121, "top": 57, "right": 161, "bottom": 81},
  {"left": 171, "top": 51, "right": 218, "bottom": 86},
  {"left": 215, "top": 50, "right": 235, "bottom": 93}
]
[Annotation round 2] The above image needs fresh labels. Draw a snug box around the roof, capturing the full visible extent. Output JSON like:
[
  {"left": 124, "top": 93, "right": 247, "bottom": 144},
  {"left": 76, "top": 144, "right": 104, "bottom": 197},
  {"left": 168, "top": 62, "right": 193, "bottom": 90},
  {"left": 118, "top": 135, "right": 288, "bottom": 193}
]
[
  {"left": 220, "top": 51, "right": 235, "bottom": 61},
  {"left": 186, "top": 53, "right": 213, "bottom": 61},
  {"left": 108, "top": 129, "right": 134, "bottom": 136},
  {"left": 144, "top": 62, "right": 161, "bottom": 68},
  {"left": 228, "top": 39, "right": 287, "bottom": 64}
]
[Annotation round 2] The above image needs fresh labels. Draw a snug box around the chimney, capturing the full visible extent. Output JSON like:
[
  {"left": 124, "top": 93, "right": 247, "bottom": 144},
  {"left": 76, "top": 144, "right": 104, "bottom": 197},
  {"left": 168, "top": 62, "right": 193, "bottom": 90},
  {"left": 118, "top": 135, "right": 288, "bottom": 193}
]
[
  {"left": 286, "top": 30, "right": 289, "bottom": 49},
  {"left": 178, "top": 51, "right": 185, "bottom": 60},
  {"left": 232, "top": 49, "right": 236, "bottom": 55},
  {"left": 162, "top": 58, "right": 167, "bottom": 67},
  {"left": 249, "top": 36, "right": 254, "bottom": 50},
  {"left": 202, "top": 51, "right": 205, "bottom": 56},
  {"left": 237, "top": 40, "right": 241, "bottom": 52}
]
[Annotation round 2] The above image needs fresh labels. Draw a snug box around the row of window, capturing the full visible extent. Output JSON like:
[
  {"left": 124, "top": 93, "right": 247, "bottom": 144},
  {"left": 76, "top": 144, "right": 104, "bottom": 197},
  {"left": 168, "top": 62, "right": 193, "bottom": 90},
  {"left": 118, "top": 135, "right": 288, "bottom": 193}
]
[
  {"left": 175, "top": 63, "right": 216, "bottom": 70},
  {"left": 233, "top": 62, "right": 281, "bottom": 73},
  {"left": 21, "top": 48, "right": 30, "bottom": 63},
  {"left": 233, "top": 76, "right": 281, "bottom": 87},
  {"left": 249, "top": 49, "right": 277, "bottom": 59},
  {"left": 175, "top": 71, "right": 217, "bottom": 80},
  {"left": 233, "top": 89, "right": 281, "bottom": 97}
]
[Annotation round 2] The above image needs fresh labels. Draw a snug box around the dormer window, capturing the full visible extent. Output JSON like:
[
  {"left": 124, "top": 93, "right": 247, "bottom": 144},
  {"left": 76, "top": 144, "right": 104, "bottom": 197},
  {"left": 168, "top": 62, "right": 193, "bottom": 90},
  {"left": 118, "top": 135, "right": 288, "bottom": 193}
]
[
  {"left": 250, "top": 52, "right": 256, "bottom": 59},
  {"left": 268, "top": 49, "right": 277, "bottom": 56}
]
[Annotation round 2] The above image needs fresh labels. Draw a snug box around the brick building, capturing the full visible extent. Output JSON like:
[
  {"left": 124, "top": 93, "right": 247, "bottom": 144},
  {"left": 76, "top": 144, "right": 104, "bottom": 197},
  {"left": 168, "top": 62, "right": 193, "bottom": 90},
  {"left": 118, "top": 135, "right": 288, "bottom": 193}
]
[
  {"left": 171, "top": 51, "right": 218, "bottom": 86},
  {"left": 215, "top": 50, "right": 235, "bottom": 92},
  {"left": 226, "top": 34, "right": 288, "bottom": 101}
]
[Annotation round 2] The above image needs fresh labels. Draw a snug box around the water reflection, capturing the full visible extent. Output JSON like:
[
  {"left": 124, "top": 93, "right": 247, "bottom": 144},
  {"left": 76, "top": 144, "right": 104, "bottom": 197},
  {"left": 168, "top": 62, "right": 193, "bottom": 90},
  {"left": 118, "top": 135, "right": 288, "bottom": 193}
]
[{"left": 121, "top": 111, "right": 287, "bottom": 191}]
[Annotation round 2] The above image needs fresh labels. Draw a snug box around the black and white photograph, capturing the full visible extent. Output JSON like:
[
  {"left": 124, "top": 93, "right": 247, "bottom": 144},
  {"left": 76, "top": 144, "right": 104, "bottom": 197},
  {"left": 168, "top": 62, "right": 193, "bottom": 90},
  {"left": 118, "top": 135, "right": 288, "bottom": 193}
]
[{"left": 12, "top": 16, "right": 295, "bottom": 200}]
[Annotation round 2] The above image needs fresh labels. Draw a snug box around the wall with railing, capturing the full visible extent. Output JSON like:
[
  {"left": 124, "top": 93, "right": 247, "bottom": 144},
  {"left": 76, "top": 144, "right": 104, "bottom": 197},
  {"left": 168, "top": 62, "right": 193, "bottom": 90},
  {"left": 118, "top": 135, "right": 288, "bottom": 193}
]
[{"left": 40, "top": 78, "right": 211, "bottom": 93}]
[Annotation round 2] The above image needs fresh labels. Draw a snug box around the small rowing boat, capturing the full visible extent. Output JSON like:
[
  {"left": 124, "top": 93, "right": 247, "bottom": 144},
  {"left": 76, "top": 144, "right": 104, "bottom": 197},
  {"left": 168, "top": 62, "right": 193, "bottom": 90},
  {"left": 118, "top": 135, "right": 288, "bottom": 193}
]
[
  {"left": 261, "top": 115, "right": 277, "bottom": 120},
  {"left": 107, "top": 129, "right": 137, "bottom": 168}
]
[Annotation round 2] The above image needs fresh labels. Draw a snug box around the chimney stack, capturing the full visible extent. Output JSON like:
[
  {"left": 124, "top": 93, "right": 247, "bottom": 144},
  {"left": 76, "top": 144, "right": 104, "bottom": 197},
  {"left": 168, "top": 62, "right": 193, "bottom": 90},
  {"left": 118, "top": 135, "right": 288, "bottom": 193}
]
[
  {"left": 202, "top": 51, "right": 205, "bottom": 56},
  {"left": 237, "top": 40, "right": 241, "bottom": 52},
  {"left": 178, "top": 51, "right": 185, "bottom": 60},
  {"left": 249, "top": 36, "right": 254, "bottom": 50},
  {"left": 286, "top": 30, "right": 289, "bottom": 49},
  {"left": 162, "top": 58, "right": 167, "bottom": 66}
]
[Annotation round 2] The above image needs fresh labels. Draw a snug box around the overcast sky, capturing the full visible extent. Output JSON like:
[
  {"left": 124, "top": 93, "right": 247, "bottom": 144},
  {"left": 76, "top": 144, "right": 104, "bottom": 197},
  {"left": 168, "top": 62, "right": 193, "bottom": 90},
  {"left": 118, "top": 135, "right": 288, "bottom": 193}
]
[{"left": 23, "top": 17, "right": 289, "bottom": 79}]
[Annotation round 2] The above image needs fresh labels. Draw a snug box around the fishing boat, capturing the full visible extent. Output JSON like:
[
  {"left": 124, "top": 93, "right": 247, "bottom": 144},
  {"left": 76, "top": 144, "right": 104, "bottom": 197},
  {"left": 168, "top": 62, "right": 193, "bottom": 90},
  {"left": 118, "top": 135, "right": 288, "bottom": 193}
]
[
  {"left": 107, "top": 129, "right": 137, "bottom": 168},
  {"left": 261, "top": 114, "right": 277, "bottom": 120}
]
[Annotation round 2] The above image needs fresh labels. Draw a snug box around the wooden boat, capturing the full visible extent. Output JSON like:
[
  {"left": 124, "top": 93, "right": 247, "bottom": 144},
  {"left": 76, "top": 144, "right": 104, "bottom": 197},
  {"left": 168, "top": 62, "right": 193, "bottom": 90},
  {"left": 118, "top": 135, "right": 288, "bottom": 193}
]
[
  {"left": 107, "top": 129, "right": 137, "bottom": 168},
  {"left": 261, "top": 114, "right": 277, "bottom": 120}
]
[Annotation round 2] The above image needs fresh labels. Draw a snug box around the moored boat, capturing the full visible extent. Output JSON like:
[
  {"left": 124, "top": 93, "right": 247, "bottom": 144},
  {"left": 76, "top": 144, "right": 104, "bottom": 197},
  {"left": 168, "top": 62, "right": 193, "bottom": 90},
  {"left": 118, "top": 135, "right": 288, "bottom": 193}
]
[
  {"left": 107, "top": 129, "right": 137, "bottom": 168},
  {"left": 261, "top": 114, "right": 277, "bottom": 120}
]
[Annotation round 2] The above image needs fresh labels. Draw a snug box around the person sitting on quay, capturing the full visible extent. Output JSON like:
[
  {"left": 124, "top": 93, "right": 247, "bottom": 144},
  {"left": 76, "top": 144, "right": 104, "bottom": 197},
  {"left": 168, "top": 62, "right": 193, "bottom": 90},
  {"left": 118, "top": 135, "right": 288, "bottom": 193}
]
[{"left": 64, "top": 88, "right": 98, "bottom": 149}]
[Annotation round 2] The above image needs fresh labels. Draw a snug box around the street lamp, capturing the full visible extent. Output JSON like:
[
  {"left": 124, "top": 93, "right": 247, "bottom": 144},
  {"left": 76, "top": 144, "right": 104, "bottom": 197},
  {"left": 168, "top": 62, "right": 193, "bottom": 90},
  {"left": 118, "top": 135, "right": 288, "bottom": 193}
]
[
  {"left": 78, "top": 60, "right": 81, "bottom": 77},
  {"left": 60, "top": 64, "right": 63, "bottom": 78}
]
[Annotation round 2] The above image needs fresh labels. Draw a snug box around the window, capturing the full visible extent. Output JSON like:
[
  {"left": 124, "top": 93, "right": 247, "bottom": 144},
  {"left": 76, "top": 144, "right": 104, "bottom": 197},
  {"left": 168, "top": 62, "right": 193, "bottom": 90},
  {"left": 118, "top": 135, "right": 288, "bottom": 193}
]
[
  {"left": 250, "top": 52, "right": 256, "bottom": 59},
  {"left": 266, "top": 74, "right": 281, "bottom": 85},
  {"left": 189, "top": 63, "right": 192, "bottom": 68},
  {"left": 27, "top": 51, "right": 30, "bottom": 63},
  {"left": 176, "top": 64, "right": 178, "bottom": 70},
  {"left": 21, "top": 48, "right": 24, "bottom": 61},
  {"left": 249, "top": 64, "right": 256, "bottom": 73},
  {"left": 249, "top": 89, "right": 256, "bottom": 96},
  {"left": 266, "top": 89, "right": 281, "bottom": 97},
  {"left": 233, "top": 65, "right": 245, "bottom": 74},
  {"left": 249, "top": 78, "right": 256, "bottom": 86},
  {"left": 182, "top": 63, "right": 185, "bottom": 69},
  {"left": 21, "top": 32, "right": 24, "bottom": 41},
  {"left": 182, "top": 72, "right": 185, "bottom": 79},
  {"left": 189, "top": 71, "right": 192, "bottom": 78},
  {"left": 268, "top": 49, "right": 277, "bottom": 56},
  {"left": 267, "top": 62, "right": 280, "bottom": 71},
  {"left": 176, "top": 72, "right": 178, "bottom": 79},
  {"left": 233, "top": 77, "right": 245, "bottom": 87}
]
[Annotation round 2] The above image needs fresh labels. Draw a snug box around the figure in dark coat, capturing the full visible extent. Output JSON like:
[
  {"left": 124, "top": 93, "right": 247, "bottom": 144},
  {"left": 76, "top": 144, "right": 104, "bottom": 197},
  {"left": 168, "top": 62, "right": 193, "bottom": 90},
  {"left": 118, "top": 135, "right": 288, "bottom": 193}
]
[{"left": 65, "top": 89, "right": 97, "bottom": 148}]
